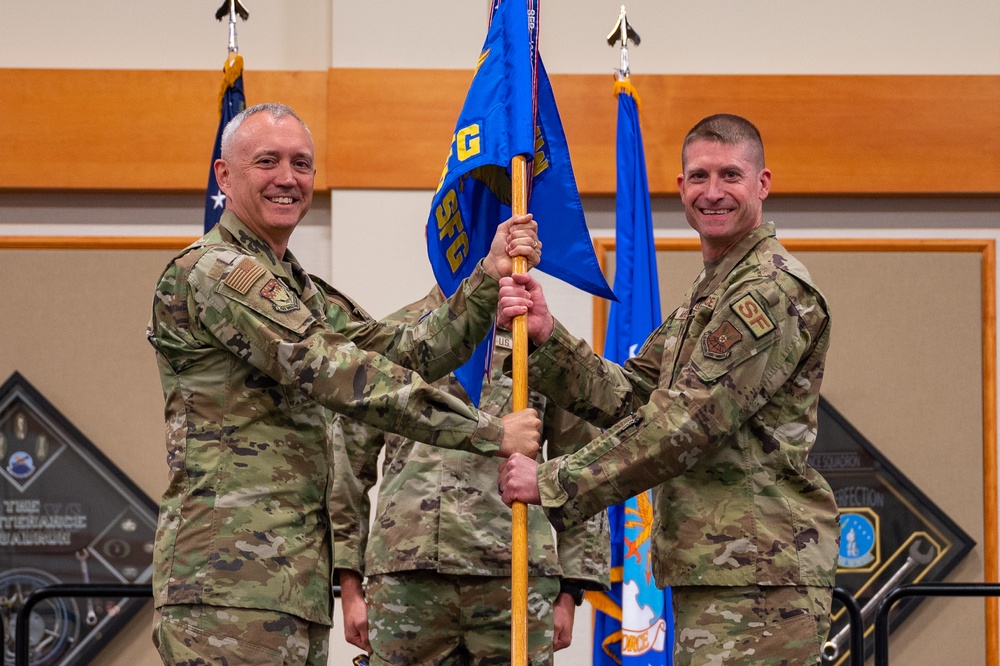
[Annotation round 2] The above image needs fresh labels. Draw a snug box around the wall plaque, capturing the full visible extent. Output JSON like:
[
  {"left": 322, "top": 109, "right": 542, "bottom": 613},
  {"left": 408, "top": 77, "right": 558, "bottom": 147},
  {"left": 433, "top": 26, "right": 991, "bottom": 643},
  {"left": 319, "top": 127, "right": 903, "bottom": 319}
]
[
  {"left": 0, "top": 372, "right": 157, "bottom": 665},
  {"left": 813, "top": 398, "right": 975, "bottom": 664}
]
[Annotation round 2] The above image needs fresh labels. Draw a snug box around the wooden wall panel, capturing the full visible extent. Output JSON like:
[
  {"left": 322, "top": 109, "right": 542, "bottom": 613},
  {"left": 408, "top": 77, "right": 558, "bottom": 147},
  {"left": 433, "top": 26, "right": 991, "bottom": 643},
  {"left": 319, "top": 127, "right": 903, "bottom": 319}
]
[
  {"left": 3, "top": 68, "right": 998, "bottom": 195},
  {"left": 330, "top": 70, "right": 1000, "bottom": 195},
  {"left": 1, "top": 69, "right": 327, "bottom": 191}
]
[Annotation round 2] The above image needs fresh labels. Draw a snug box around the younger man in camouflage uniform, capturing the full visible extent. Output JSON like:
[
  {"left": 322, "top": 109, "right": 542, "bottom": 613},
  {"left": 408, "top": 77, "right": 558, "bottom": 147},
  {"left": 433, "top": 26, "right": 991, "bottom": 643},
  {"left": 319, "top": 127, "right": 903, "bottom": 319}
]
[
  {"left": 497, "top": 114, "right": 839, "bottom": 665},
  {"left": 147, "top": 103, "right": 543, "bottom": 665},
  {"left": 330, "top": 286, "right": 610, "bottom": 666}
]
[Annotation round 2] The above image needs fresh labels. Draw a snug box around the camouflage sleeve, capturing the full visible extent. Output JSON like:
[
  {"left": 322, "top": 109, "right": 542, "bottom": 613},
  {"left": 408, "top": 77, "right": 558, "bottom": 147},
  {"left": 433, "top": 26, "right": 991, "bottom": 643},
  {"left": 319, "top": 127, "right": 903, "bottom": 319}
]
[
  {"left": 324, "top": 261, "right": 499, "bottom": 383},
  {"left": 536, "top": 277, "right": 827, "bottom": 530},
  {"left": 526, "top": 320, "right": 664, "bottom": 430},
  {"left": 329, "top": 415, "right": 384, "bottom": 577},
  {"left": 185, "top": 249, "right": 503, "bottom": 455},
  {"left": 542, "top": 405, "right": 610, "bottom": 589}
]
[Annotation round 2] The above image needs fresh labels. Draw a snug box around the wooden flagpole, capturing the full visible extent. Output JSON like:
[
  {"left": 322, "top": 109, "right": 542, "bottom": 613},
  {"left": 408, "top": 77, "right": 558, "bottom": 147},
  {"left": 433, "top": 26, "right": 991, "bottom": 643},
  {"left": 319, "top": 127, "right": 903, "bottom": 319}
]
[{"left": 510, "top": 153, "right": 530, "bottom": 666}]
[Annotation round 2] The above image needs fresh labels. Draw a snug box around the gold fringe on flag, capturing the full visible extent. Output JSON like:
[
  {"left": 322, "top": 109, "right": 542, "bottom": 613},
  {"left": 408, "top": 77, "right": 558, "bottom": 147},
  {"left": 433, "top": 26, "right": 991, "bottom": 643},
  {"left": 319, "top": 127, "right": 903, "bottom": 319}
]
[
  {"left": 612, "top": 78, "right": 642, "bottom": 115},
  {"left": 218, "top": 53, "right": 244, "bottom": 113}
]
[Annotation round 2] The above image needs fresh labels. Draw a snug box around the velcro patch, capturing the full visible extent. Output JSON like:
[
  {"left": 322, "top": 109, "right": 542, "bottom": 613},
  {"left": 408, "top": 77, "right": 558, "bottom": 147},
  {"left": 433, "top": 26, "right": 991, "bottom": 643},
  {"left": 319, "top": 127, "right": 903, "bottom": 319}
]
[
  {"left": 702, "top": 321, "right": 743, "bottom": 360},
  {"left": 224, "top": 258, "right": 266, "bottom": 295},
  {"left": 260, "top": 278, "right": 301, "bottom": 313},
  {"left": 495, "top": 334, "right": 513, "bottom": 350},
  {"left": 730, "top": 293, "right": 775, "bottom": 338}
]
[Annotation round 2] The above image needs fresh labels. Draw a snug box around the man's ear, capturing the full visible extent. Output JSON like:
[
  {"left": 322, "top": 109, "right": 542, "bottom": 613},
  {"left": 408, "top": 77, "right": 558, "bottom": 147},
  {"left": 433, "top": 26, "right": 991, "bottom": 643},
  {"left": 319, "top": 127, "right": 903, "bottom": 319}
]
[{"left": 214, "top": 159, "right": 230, "bottom": 192}]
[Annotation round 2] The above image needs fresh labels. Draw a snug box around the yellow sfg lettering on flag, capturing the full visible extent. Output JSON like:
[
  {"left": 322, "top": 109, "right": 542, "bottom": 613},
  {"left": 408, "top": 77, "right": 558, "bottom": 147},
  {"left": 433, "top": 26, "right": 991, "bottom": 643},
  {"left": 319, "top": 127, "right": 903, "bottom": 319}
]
[
  {"left": 730, "top": 293, "right": 775, "bottom": 338},
  {"left": 435, "top": 188, "right": 469, "bottom": 273},
  {"left": 457, "top": 124, "right": 482, "bottom": 162},
  {"left": 533, "top": 125, "right": 549, "bottom": 176},
  {"left": 475, "top": 49, "right": 490, "bottom": 77}
]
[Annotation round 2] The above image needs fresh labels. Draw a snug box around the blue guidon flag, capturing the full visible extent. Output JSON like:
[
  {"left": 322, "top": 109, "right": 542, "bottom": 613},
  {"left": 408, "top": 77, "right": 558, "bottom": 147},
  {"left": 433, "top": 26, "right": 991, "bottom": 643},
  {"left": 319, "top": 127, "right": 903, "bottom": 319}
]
[
  {"left": 591, "top": 78, "right": 673, "bottom": 666},
  {"left": 205, "top": 53, "right": 246, "bottom": 233},
  {"left": 426, "top": 0, "right": 614, "bottom": 404}
]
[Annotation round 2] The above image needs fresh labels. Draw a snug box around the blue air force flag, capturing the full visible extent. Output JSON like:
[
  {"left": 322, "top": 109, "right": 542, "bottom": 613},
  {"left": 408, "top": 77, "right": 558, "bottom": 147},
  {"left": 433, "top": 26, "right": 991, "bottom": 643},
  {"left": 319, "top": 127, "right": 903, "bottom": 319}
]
[
  {"left": 592, "top": 79, "right": 673, "bottom": 666},
  {"left": 205, "top": 53, "right": 246, "bottom": 233},
  {"left": 427, "top": 0, "right": 613, "bottom": 403}
]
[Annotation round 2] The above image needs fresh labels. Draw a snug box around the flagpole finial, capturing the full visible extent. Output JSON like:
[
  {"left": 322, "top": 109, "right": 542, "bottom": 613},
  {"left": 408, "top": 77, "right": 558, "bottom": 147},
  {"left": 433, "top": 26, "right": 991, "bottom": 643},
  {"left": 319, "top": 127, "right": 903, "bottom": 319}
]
[
  {"left": 215, "top": 0, "right": 249, "bottom": 54},
  {"left": 607, "top": 5, "right": 640, "bottom": 80}
]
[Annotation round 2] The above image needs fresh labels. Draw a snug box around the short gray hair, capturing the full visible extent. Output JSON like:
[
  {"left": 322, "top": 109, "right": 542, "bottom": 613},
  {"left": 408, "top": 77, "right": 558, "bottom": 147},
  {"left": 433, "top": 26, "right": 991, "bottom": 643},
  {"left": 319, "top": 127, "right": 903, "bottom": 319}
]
[{"left": 220, "top": 103, "right": 312, "bottom": 159}]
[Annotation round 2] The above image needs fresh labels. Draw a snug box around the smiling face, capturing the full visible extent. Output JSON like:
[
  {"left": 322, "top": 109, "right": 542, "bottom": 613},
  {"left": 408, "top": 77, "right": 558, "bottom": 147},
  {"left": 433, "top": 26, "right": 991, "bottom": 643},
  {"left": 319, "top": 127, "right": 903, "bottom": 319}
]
[
  {"left": 214, "top": 111, "right": 316, "bottom": 256},
  {"left": 678, "top": 139, "right": 771, "bottom": 261}
]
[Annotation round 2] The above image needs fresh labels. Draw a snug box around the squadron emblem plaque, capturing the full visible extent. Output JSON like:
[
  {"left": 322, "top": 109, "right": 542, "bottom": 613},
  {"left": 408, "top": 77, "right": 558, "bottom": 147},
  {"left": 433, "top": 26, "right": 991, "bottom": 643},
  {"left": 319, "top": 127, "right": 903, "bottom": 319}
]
[
  {"left": 812, "top": 398, "right": 975, "bottom": 664},
  {"left": 0, "top": 372, "right": 157, "bottom": 665}
]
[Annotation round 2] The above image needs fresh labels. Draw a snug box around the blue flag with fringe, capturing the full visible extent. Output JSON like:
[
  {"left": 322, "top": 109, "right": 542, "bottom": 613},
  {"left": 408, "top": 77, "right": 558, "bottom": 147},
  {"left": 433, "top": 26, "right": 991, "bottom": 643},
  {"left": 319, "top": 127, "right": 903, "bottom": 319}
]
[
  {"left": 426, "top": 0, "right": 614, "bottom": 405},
  {"left": 592, "top": 79, "right": 673, "bottom": 666},
  {"left": 205, "top": 53, "right": 246, "bottom": 233}
]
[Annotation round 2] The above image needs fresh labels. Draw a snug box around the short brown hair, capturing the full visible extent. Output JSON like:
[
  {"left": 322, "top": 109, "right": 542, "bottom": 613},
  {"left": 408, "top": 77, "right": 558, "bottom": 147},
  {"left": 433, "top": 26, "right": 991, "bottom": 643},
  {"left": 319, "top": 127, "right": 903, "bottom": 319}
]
[{"left": 681, "top": 114, "right": 765, "bottom": 170}]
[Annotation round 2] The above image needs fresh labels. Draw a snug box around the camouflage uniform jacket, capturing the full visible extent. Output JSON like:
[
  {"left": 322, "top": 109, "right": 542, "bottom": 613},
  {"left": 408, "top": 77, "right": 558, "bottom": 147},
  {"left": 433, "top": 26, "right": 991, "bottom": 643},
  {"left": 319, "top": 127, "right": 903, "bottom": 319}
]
[
  {"left": 530, "top": 223, "right": 839, "bottom": 588},
  {"left": 147, "top": 212, "right": 505, "bottom": 625},
  {"left": 330, "top": 287, "right": 610, "bottom": 589}
]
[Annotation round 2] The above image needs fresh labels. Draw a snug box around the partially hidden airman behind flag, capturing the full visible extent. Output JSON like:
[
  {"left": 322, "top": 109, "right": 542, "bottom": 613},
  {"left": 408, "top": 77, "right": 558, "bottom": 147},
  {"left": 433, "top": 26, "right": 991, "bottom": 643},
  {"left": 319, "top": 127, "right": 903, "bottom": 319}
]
[
  {"left": 590, "top": 78, "right": 673, "bottom": 666},
  {"left": 205, "top": 52, "right": 246, "bottom": 233},
  {"left": 427, "top": 0, "right": 614, "bottom": 404}
]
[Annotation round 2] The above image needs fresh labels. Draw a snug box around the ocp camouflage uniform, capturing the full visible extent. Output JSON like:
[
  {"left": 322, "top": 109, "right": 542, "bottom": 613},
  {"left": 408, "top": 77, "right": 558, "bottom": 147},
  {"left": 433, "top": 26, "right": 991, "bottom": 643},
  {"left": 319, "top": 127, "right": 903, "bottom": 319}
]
[
  {"left": 147, "top": 212, "right": 506, "bottom": 661},
  {"left": 527, "top": 223, "right": 839, "bottom": 665},
  {"left": 330, "top": 286, "right": 610, "bottom": 666}
]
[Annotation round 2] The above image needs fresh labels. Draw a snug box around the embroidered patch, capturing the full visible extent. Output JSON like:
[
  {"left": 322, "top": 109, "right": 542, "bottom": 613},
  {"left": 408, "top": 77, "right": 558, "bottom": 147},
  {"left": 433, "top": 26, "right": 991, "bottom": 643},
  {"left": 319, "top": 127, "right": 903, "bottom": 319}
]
[
  {"left": 224, "top": 258, "right": 266, "bottom": 295},
  {"left": 703, "top": 294, "right": 718, "bottom": 311},
  {"left": 260, "top": 278, "right": 301, "bottom": 312},
  {"left": 495, "top": 334, "right": 513, "bottom": 350},
  {"left": 730, "top": 293, "right": 775, "bottom": 338},
  {"left": 702, "top": 321, "right": 743, "bottom": 360}
]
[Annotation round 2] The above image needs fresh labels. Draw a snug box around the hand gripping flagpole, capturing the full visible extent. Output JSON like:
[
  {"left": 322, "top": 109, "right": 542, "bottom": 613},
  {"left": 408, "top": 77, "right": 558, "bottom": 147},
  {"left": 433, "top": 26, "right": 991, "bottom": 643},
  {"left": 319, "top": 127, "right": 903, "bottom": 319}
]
[{"left": 510, "top": 152, "right": 530, "bottom": 666}]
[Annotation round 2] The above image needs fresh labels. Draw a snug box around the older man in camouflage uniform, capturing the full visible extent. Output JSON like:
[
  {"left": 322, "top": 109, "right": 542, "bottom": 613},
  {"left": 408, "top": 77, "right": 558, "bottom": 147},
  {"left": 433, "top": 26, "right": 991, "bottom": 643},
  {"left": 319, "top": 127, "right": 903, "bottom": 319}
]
[
  {"left": 329, "top": 285, "right": 610, "bottom": 666},
  {"left": 147, "top": 103, "right": 542, "bottom": 665},
  {"left": 497, "top": 114, "right": 839, "bottom": 665}
]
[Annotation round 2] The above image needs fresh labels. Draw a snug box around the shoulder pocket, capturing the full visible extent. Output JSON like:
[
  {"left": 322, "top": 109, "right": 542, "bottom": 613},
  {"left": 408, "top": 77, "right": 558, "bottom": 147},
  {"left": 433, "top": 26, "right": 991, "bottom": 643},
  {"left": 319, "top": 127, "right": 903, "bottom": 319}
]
[
  {"left": 694, "top": 286, "right": 781, "bottom": 383},
  {"left": 202, "top": 253, "right": 314, "bottom": 335}
]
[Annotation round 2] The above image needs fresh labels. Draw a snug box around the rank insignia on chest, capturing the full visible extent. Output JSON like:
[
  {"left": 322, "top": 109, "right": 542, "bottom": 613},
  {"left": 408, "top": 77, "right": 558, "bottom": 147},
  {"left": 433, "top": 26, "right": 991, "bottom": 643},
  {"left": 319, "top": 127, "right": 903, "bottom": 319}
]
[
  {"left": 260, "top": 278, "right": 301, "bottom": 312},
  {"left": 730, "top": 293, "right": 775, "bottom": 338},
  {"left": 495, "top": 334, "right": 513, "bottom": 350},
  {"left": 702, "top": 321, "right": 743, "bottom": 360}
]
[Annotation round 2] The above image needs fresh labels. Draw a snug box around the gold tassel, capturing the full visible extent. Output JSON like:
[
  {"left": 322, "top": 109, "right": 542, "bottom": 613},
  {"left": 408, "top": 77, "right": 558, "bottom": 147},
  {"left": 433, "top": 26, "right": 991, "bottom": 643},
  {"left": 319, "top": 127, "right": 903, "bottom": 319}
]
[
  {"left": 217, "top": 53, "right": 244, "bottom": 113},
  {"left": 612, "top": 78, "right": 642, "bottom": 116}
]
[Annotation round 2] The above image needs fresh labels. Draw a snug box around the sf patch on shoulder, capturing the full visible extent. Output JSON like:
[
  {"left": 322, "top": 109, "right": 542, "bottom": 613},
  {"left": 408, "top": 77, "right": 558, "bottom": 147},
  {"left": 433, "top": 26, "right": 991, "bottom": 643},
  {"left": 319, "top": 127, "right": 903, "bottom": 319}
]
[
  {"left": 702, "top": 321, "right": 743, "bottom": 360},
  {"left": 260, "top": 278, "right": 301, "bottom": 313},
  {"left": 730, "top": 292, "right": 775, "bottom": 339}
]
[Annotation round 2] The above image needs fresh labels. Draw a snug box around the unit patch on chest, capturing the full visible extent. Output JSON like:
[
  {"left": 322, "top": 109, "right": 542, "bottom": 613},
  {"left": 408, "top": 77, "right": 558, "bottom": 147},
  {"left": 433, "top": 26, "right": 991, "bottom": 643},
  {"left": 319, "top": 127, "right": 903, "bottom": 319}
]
[
  {"left": 702, "top": 321, "right": 743, "bottom": 360},
  {"left": 730, "top": 293, "right": 775, "bottom": 338}
]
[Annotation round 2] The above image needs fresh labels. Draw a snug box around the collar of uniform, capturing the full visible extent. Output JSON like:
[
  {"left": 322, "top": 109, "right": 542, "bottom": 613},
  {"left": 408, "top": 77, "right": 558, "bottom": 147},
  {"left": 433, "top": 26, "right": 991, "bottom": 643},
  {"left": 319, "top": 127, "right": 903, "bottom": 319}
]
[
  {"left": 218, "top": 211, "right": 303, "bottom": 293},
  {"left": 695, "top": 222, "right": 777, "bottom": 300}
]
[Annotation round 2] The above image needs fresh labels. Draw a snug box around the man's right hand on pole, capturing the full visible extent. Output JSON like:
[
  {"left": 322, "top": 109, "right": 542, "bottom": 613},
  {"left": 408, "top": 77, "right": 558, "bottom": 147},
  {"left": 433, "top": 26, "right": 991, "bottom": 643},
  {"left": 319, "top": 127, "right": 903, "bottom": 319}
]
[
  {"left": 482, "top": 213, "right": 540, "bottom": 279},
  {"left": 497, "top": 409, "right": 541, "bottom": 458},
  {"left": 498, "top": 273, "right": 555, "bottom": 344}
]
